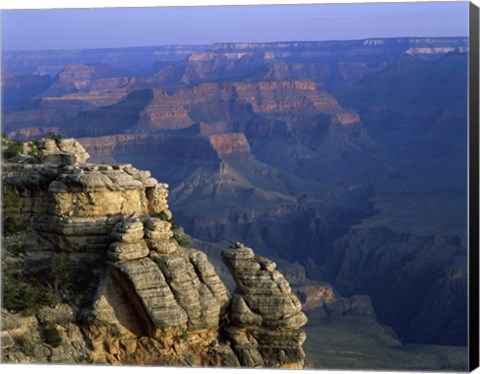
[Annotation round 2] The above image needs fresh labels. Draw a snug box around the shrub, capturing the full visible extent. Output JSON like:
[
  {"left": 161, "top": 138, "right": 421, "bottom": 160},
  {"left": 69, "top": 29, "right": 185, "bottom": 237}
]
[
  {"left": 14, "top": 335, "right": 35, "bottom": 356},
  {"left": 2, "top": 185, "right": 23, "bottom": 236},
  {"left": 28, "top": 140, "right": 44, "bottom": 164},
  {"left": 2, "top": 251, "right": 72, "bottom": 314},
  {"left": 169, "top": 217, "right": 180, "bottom": 231},
  {"left": 49, "top": 252, "right": 71, "bottom": 299},
  {"left": 43, "top": 286, "right": 63, "bottom": 307},
  {"left": 2, "top": 139, "right": 23, "bottom": 159},
  {"left": 173, "top": 233, "right": 189, "bottom": 248},
  {"left": 2, "top": 267, "right": 42, "bottom": 316},
  {"left": 43, "top": 323, "right": 63, "bottom": 348},
  {"left": 44, "top": 132, "right": 62, "bottom": 146},
  {"left": 152, "top": 211, "right": 187, "bottom": 246},
  {"left": 153, "top": 211, "right": 170, "bottom": 221},
  {"left": 154, "top": 257, "right": 168, "bottom": 273},
  {"left": 153, "top": 211, "right": 180, "bottom": 230}
]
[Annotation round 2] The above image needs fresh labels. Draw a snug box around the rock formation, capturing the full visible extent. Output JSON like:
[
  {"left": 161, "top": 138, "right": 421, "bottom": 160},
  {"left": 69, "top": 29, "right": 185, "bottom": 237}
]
[
  {"left": 209, "top": 133, "right": 251, "bottom": 156},
  {"left": 222, "top": 242, "right": 307, "bottom": 368},
  {"left": 294, "top": 285, "right": 376, "bottom": 318},
  {"left": 1, "top": 137, "right": 306, "bottom": 367}
]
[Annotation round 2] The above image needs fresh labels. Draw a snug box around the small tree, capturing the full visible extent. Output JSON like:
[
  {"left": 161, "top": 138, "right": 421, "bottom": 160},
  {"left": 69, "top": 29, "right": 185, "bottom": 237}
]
[
  {"left": 44, "top": 132, "right": 63, "bottom": 146},
  {"left": 48, "top": 253, "right": 71, "bottom": 302}
]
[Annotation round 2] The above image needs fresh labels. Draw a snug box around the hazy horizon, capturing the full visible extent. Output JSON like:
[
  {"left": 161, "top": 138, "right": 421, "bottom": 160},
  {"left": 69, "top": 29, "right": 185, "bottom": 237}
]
[
  {"left": 1, "top": 2, "right": 470, "bottom": 51},
  {"left": 1, "top": 35, "right": 470, "bottom": 53}
]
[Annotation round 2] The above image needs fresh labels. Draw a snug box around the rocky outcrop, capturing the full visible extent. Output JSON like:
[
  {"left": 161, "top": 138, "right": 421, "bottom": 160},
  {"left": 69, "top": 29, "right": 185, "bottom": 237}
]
[
  {"left": 1, "top": 137, "right": 305, "bottom": 367},
  {"left": 294, "top": 285, "right": 376, "bottom": 318},
  {"left": 108, "top": 216, "right": 149, "bottom": 261},
  {"left": 209, "top": 133, "right": 251, "bottom": 156},
  {"left": 3, "top": 141, "right": 170, "bottom": 254},
  {"left": 222, "top": 242, "right": 307, "bottom": 368},
  {"left": 295, "top": 285, "right": 335, "bottom": 310}
]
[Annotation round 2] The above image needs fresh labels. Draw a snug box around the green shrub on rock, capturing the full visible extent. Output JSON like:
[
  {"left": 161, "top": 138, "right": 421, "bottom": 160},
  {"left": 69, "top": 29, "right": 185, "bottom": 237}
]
[
  {"left": 2, "top": 266, "right": 43, "bottom": 316},
  {"left": 173, "top": 232, "right": 189, "bottom": 248},
  {"left": 2, "top": 138, "right": 23, "bottom": 159},
  {"left": 154, "top": 257, "right": 168, "bottom": 273},
  {"left": 14, "top": 335, "right": 35, "bottom": 357},
  {"left": 2, "top": 185, "right": 23, "bottom": 236},
  {"left": 1, "top": 250, "right": 72, "bottom": 315},
  {"left": 43, "top": 323, "right": 63, "bottom": 348},
  {"left": 44, "top": 132, "right": 62, "bottom": 146},
  {"left": 27, "top": 140, "right": 45, "bottom": 164}
]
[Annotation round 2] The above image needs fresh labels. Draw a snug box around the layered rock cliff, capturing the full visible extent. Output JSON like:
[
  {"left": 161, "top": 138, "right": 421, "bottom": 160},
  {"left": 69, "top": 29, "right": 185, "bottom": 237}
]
[
  {"left": 3, "top": 38, "right": 468, "bottom": 135},
  {"left": 1, "top": 137, "right": 307, "bottom": 367},
  {"left": 148, "top": 38, "right": 469, "bottom": 91},
  {"left": 48, "top": 80, "right": 360, "bottom": 138}
]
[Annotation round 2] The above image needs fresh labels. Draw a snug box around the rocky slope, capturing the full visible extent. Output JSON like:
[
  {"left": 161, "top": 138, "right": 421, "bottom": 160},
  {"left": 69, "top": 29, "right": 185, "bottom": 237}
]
[
  {"left": 335, "top": 52, "right": 468, "bottom": 141},
  {"left": 313, "top": 228, "right": 467, "bottom": 345},
  {"left": 1, "top": 137, "right": 307, "bottom": 367}
]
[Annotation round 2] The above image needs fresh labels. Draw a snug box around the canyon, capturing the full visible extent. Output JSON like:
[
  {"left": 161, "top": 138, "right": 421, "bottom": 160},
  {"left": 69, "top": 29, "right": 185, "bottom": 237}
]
[{"left": 1, "top": 37, "right": 469, "bottom": 369}]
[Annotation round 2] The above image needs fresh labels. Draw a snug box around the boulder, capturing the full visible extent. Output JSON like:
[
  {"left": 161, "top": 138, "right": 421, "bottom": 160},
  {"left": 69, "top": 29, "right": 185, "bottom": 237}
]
[
  {"left": 147, "top": 239, "right": 178, "bottom": 255},
  {"left": 108, "top": 242, "right": 149, "bottom": 261}
]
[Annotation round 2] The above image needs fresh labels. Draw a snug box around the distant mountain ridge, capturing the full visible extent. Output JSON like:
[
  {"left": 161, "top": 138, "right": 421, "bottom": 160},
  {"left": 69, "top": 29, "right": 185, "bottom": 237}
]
[
  {"left": 2, "top": 45, "right": 210, "bottom": 76},
  {"left": 2, "top": 37, "right": 468, "bottom": 78}
]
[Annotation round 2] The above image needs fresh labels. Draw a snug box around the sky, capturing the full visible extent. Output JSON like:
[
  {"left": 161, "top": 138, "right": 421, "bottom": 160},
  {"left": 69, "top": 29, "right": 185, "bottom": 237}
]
[{"left": 0, "top": 1, "right": 470, "bottom": 51}]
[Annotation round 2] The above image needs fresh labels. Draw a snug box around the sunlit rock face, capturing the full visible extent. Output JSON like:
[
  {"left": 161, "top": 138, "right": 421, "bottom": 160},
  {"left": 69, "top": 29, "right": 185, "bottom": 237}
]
[
  {"left": 1, "top": 137, "right": 305, "bottom": 367},
  {"left": 222, "top": 242, "right": 307, "bottom": 369}
]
